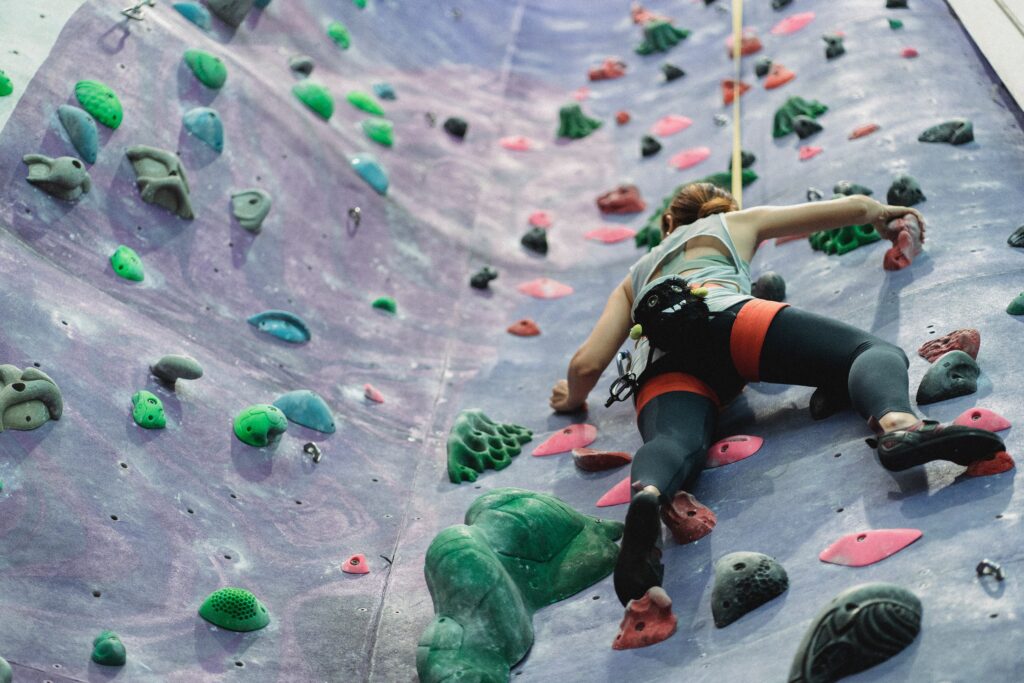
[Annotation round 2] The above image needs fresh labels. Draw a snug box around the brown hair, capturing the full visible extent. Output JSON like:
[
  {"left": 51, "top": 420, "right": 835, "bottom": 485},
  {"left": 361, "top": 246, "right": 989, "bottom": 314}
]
[{"left": 661, "top": 182, "right": 738, "bottom": 237}]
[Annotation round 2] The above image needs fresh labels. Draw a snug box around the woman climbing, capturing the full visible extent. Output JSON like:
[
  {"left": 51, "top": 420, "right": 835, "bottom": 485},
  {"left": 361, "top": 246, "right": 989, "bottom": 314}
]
[{"left": 548, "top": 182, "right": 1006, "bottom": 606}]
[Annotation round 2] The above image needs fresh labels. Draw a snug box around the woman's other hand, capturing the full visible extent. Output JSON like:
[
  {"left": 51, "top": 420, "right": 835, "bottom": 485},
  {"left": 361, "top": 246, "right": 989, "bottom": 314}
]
[{"left": 550, "top": 379, "right": 586, "bottom": 413}]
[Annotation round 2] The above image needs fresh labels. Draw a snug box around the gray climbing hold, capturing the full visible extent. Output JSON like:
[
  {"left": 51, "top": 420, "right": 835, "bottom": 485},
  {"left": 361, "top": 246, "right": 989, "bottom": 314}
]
[
  {"left": 1007, "top": 226, "right": 1024, "bottom": 248},
  {"left": 289, "top": 55, "right": 314, "bottom": 77},
  {"left": 772, "top": 0, "right": 793, "bottom": 8},
  {"left": 470, "top": 266, "right": 498, "bottom": 289},
  {"left": 918, "top": 119, "right": 974, "bottom": 145},
  {"left": 22, "top": 154, "right": 91, "bottom": 201},
  {"left": 728, "top": 150, "right": 756, "bottom": 170},
  {"left": 916, "top": 350, "right": 979, "bottom": 405},
  {"left": 833, "top": 180, "right": 873, "bottom": 196},
  {"left": 273, "top": 389, "right": 335, "bottom": 433},
  {"left": 792, "top": 115, "right": 823, "bottom": 139},
  {"left": 231, "top": 188, "right": 272, "bottom": 233},
  {"left": 521, "top": 227, "right": 548, "bottom": 255},
  {"left": 754, "top": 56, "right": 772, "bottom": 78},
  {"left": 206, "top": 0, "right": 254, "bottom": 27},
  {"left": 126, "top": 145, "right": 195, "bottom": 219},
  {"left": 751, "top": 272, "right": 785, "bottom": 301},
  {"left": 641, "top": 135, "right": 662, "bottom": 157},
  {"left": 183, "top": 107, "right": 224, "bottom": 152},
  {"left": 151, "top": 354, "right": 203, "bottom": 386},
  {"left": 887, "top": 174, "right": 925, "bottom": 207},
  {"left": 0, "top": 365, "right": 63, "bottom": 433},
  {"left": 57, "top": 105, "right": 99, "bottom": 164},
  {"left": 711, "top": 551, "right": 788, "bottom": 628}
]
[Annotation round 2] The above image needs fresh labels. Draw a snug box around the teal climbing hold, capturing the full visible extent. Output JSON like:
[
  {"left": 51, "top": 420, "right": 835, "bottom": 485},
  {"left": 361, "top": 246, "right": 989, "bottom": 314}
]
[
  {"left": 131, "top": 390, "right": 166, "bottom": 429},
  {"left": 91, "top": 630, "right": 126, "bottom": 666},
  {"left": 110, "top": 245, "right": 144, "bottom": 281},
  {"left": 57, "top": 105, "right": 99, "bottom": 164},
  {"left": 74, "top": 80, "right": 123, "bottom": 129},
  {"left": 184, "top": 48, "right": 227, "bottom": 89},
  {"left": 353, "top": 0, "right": 367, "bottom": 7},
  {"left": 350, "top": 153, "right": 389, "bottom": 195},
  {"left": 183, "top": 107, "right": 224, "bottom": 152},
  {"left": 292, "top": 81, "right": 334, "bottom": 120},
  {"left": 233, "top": 405, "right": 288, "bottom": 446},
  {"left": 247, "top": 310, "right": 311, "bottom": 343},
  {"left": 0, "top": 656, "right": 9, "bottom": 683},
  {"left": 254, "top": 0, "right": 272, "bottom": 7},
  {"left": 273, "top": 390, "right": 336, "bottom": 433},
  {"left": 557, "top": 103, "right": 602, "bottom": 139},
  {"left": 346, "top": 90, "right": 385, "bottom": 116},
  {"left": 362, "top": 117, "right": 394, "bottom": 146},
  {"left": 373, "top": 81, "right": 396, "bottom": 100},
  {"left": 199, "top": 587, "right": 271, "bottom": 631},
  {"left": 889, "top": 18, "right": 903, "bottom": 29},
  {"left": 327, "top": 21, "right": 351, "bottom": 49},
  {"left": 372, "top": 296, "right": 397, "bottom": 313},
  {"left": 1008, "top": 292, "right": 1024, "bottom": 315},
  {"left": 173, "top": 2, "right": 212, "bottom": 29}
]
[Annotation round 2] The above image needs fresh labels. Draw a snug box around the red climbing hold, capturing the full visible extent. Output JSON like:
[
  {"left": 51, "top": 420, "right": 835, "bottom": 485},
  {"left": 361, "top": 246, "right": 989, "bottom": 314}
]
[
  {"left": 722, "top": 79, "right": 752, "bottom": 105},
  {"left": 507, "top": 319, "right": 541, "bottom": 336},
  {"left": 596, "top": 475, "right": 632, "bottom": 507},
  {"left": 528, "top": 211, "right": 552, "bottom": 229},
  {"left": 660, "top": 491, "right": 716, "bottom": 545},
  {"left": 706, "top": 435, "right": 763, "bottom": 468},
  {"left": 342, "top": 554, "right": 370, "bottom": 574},
  {"left": 596, "top": 184, "right": 646, "bottom": 214},
  {"left": 953, "top": 407, "right": 1010, "bottom": 432},
  {"left": 651, "top": 114, "right": 693, "bottom": 137},
  {"left": 882, "top": 215, "right": 923, "bottom": 271},
  {"left": 770, "top": 11, "right": 815, "bottom": 35},
  {"left": 516, "top": 278, "right": 574, "bottom": 299},
  {"left": 612, "top": 587, "right": 678, "bottom": 650},
  {"left": 669, "top": 146, "right": 711, "bottom": 170},
  {"left": 764, "top": 64, "right": 795, "bottom": 90},
  {"left": 849, "top": 123, "right": 880, "bottom": 140},
  {"left": 589, "top": 58, "right": 627, "bottom": 81},
  {"left": 500, "top": 136, "right": 535, "bottom": 151},
  {"left": 572, "top": 86, "right": 590, "bottom": 101},
  {"left": 918, "top": 328, "right": 980, "bottom": 362},
  {"left": 631, "top": 2, "right": 667, "bottom": 25},
  {"left": 724, "top": 29, "right": 763, "bottom": 57},
  {"left": 901, "top": 47, "right": 919, "bottom": 58},
  {"left": 819, "top": 529, "right": 922, "bottom": 567},
  {"left": 966, "top": 451, "right": 1015, "bottom": 477},
  {"left": 616, "top": 110, "right": 631, "bottom": 125},
  {"left": 532, "top": 423, "right": 597, "bottom": 456},
  {"left": 572, "top": 447, "right": 632, "bottom": 471},
  {"left": 585, "top": 226, "right": 637, "bottom": 244},
  {"left": 363, "top": 383, "right": 384, "bottom": 403},
  {"left": 799, "top": 145, "right": 823, "bottom": 161}
]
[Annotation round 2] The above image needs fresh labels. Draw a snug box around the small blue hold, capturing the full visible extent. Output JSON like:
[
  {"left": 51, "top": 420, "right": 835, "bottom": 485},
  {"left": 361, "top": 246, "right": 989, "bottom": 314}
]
[
  {"left": 273, "top": 390, "right": 335, "bottom": 433},
  {"left": 183, "top": 107, "right": 224, "bottom": 153},
  {"left": 372, "top": 82, "right": 397, "bottom": 100},
  {"left": 247, "top": 310, "right": 311, "bottom": 343},
  {"left": 57, "top": 105, "right": 99, "bottom": 164},
  {"left": 172, "top": 2, "right": 211, "bottom": 30},
  {"left": 350, "top": 153, "right": 389, "bottom": 195}
]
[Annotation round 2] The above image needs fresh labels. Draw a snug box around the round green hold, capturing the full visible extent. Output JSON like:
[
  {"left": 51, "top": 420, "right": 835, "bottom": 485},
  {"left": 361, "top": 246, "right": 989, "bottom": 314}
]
[
  {"left": 110, "top": 245, "right": 144, "bottom": 281},
  {"left": 362, "top": 117, "right": 394, "bottom": 146},
  {"left": 372, "top": 296, "right": 397, "bottom": 313},
  {"left": 353, "top": 0, "right": 367, "bottom": 7},
  {"left": 131, "top": 390, "right": 166, "bottom": 429},
  {"left": 233, "top": 404, "right": 288, "bottom": 446},
  {"left": 0, "top": 70, "right": 13, "bottom": 97},
  {"left": 292, "top": 81, "right": 334, "bottom": 120},
  {"left": 184, "top": 48, "right": 227, "bottom": 89},
  {"left": 346, "top": 90, "right": 385, "bottom": 116},
  {"left": 92, "top": 630, "right": 126, "bottom": 666},
  {"left": 327, "top": 21, "right": 351, "bottom": 49},
  {"left": 74, "top": 80, "right": 123, "bottom": 129},
  {"left": 199, "top": 587, "right": 270, "bottom": 632},
  {"left": 1008, "top": 292, "right": 1024, "bottom": 316}
]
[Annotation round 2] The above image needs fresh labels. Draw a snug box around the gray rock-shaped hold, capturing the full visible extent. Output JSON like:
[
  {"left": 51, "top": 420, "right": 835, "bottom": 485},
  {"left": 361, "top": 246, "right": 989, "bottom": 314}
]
[
  {"left": 183, "top": 107, "right": 224, "bottom": 152},
  {"left": 916, "top": 350, "right": 979, "bottom": 405},
  {"left": 918, "top": 118, "right": 973, "bottom": 145},
  {"left": 1008, "top": 225, "right": 1024, "bottom": 248},
  {"left": 231, "top": 188, "right": 272, "bottom": 233},
  {"left": 23, "top": 154, "right": 91, "bottom": 201},
  {"left": 0, "top": 365, "right": 63, "bottom": 433},
  {"left": 289, "top": 55, "right": 314, "bottom": 77},
  {"left": 126, "top": 145, "right": 195, "bottom": 219},
  {"left": 151, "top": 354, "right": 203, "bottom": 386},
  {"left": 273, "top": 389, "right": 335, "bottom": 433},
  {"left": 833, "top": 180, "right": 873, "bottom": 197},
  {"left": 789, "top": 582, "right": 921, "bottom": 683},
  {"left": 207, "top": 0, "right": 254, "bottom": 27},
  {"left": 752, "top": 271, "right": 786, "bottom": 301},
  {"left": 887, "top": 174, "right": 925, "bottom": 207},
  {"left": 57, "top": 105, "right": 99, "bottom": 164},
  {"left": 792, "top": 115, "right": 823, "bottom": 139},
  {"left": 711, "top": 551, "right": 788, "bottom": 627}
]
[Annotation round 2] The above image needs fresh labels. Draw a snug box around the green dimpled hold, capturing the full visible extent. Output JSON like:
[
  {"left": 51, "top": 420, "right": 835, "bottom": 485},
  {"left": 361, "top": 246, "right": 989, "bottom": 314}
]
[
  {"left": 292, "top": 81, "right": 334, "bottom": 120},
  {"left": 327, "top": 21, "right": 351, "bottom": 49},
  {"left": 362, "top": 117, "right": 394, "bottom": 146},
  {"left": 184, "top": 48, "right": 227, "bottom": 89},
  {"left": 233, "top": 404, "right": 288, "bottom": 446},
  {"left": 131, "top": 390, "right": 166, "bottom": 429},
  {"left": 447, "top": 410, "right": 533, "bottom": 484},
  {"left": 346, "top": 90, "right": 385, "bottom": 116},
  {"left": 74, "top": 80, "right": 123, "bottom": 129},
  {"left": 110, "top": 245, "right": 144, "bottom": 281},
  {"left": 199, "top": 587, "right": 270, "bottom": 632}
]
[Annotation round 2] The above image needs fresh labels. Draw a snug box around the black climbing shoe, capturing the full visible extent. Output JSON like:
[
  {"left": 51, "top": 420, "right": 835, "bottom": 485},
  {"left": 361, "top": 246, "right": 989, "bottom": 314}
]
[
  {"left": 614, "top": 490, "right": 664, "bottom": 606},
  {"left": 867, "top": 420, "right": 1004, "bottom": 472}
]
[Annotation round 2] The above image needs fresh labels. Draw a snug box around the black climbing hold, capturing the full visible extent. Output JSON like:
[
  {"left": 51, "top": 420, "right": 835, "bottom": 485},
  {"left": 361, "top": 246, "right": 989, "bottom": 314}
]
[
  {"left": 728, "top": 150, "right": 756, "bottom": 170},
  {"left": 772, "top": 0, "right": 794, "bottom": 9},
  {"left": 711, "top": 551, "right": 788, "bottom": 628},
  {"left": 470, "top": 266, "right": 498, "bottom": 289},
  {"left": 752, "top": 272, "right": 786, "bottom": 301},
  {"left": 887, "top": 0, "right": 909, "bottom": 8},
  {"left": 443, "top": 116, "right": 468, "bottom": 139},
  {"left": 823, "top": 34, "right": 845, "bottom": 60},
  {"left": 916, "top": 350, "right": 979, "bottom": 405},
  {"left": 1008, "top": 226, "right": 1024, "bottom": 248},
  {"left": 833, "top": 181, "right": 873, "bottom": 197},
  {"left": 641, "top": 135, "right": 662, "bottom": 158},
  {"left": 792, "top": 115, "right": 823, "bottom": 139},
  {"left": 754, "top": 57, "right": 772, "bottom": 78},
  {"left": 289, "top": 55, "right": 314, "bottom": 77},
  {"left": 662, "top": 63, "right": 685, "bottom": 82},
  {"left": 806, "top": 187, "right": 824, "bottom": 202},
  {"left": 789, "top": 582, "right": 921, "bottom": 683},
  {"left": 521, "top": 227, "right": 548, "bottom": 255},
  {"left": 918, "top": 119, "right": 974, "bottom": 145},
  {"left": 887, "top": 174, "right": 926, "bottom": 207}
]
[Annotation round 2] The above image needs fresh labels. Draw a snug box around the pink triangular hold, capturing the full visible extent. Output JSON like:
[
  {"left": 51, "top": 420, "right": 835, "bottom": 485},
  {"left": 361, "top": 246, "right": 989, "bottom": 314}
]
[
  {"left": 770, "top": 11, "right": 815, "bottom": 35},
  {"left": 651, "top": 115, "right": 693, "bottom": 137},
  {"left": 612, "top": 587, "right": 677, "bottom": 650},
  {"left": 953, "top": 407, "right": 1011, "bottom": 432},
  {"left": 596, "top": 475, "right": 632, "bottom": 507},
  {"left": 516, "top": 278, "right": 573, "bottom": 299},
  {"left": 819, "top": 529, "right": 922, "bottom": 567},
  {"left": 532, "top": 423, "right": 597, "bottom": 456},
  {"left": 528, "top": 211, "right": 552, "bottom": 229},
  {"left": 705, "top": 435, "right": 763, "bottom": 468},
  {"left": 669, "top": 146, "right": 711, "bottom": 170},
  {"left": 500, "top": 136, "right": 535, "bottom": 151},
  {"left": 342, "top": 553, "right": 370, "bottom": 574},
  {"left": 573, "top": 86, "right": 590, "bottom": 101},
  {"left": 901, "top": 47, "right": 919, "bottom": 58},
  {"left": 363, "top": 383, "right": 384, "bottom": 403},
  {"left": 585, "top": 226, "right": 636, "bottom": 244},
  {"left": 966, "top": 451, "right": 1015, "bottom": 477},
  {"left": 799, "top": 145, "right": 823, "bottom": 161}
]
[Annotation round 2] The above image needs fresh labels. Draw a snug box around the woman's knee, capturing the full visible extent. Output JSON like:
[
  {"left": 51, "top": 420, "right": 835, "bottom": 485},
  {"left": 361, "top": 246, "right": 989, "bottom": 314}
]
[{"left": 851, "top": 338, "right": 909, "bottom": 369}]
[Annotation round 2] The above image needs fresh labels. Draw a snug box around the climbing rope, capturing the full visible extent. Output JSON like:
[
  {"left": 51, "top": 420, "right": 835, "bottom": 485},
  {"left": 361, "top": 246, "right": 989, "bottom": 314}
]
[{"left": 730, "top": 0, "right": 744, "bottom": 208}]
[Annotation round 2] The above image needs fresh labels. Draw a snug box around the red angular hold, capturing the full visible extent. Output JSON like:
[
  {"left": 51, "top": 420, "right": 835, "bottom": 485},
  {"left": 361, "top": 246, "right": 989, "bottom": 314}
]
[
  {"left": 528, "top": 211, "right": 552, "bottom": 229},
  {"left": 764, "top": 64, "right": 795, "bottom": 90},
  {"left": 724, "top": 29, "right": 763, "bottom": 57},
  {"left": 901, "top": 47, "right": 919, "bottom": 58},
  {"left": 596, "top": 184, "right": 646, "bottom": 214},
  {"left": 849, "top": 123, "right": 880, "bottom": 140},
  {"left": 706, "top": 435, "right": 763, "bottom": 468},
  {"left": 953, "top": 407, "right": 1010, "bottom": 432},
  {"left": 516, "top": 278, "right": 573, "bottom": 299},
  {"left": 596, "top": 475, "right": 632, "bottom": 507},
  {"left": 342, "top": 553, "right": 370, "bottom": 574},
  {"left": 615, "top": 110, "right": 631, "bottom": 125},
  {"left": 651, "top": 114, "right": 693, "bottom": 137},
  {"left": 966, "top": 451, "right": 1015, "bottom": 477},
  {"left": 918, "top": 328, "right": 980, "bottom": 362},
  {"left": 770, "top": 11, "right": 815, "bottom": 35},
  {"left": 612, "top": 586, "right": 678, "bottom": 650},
  {"left": 363, "top": 383, "right": 384, "bottom": 403},
  {"left": 585, "top": 226, "right": 636, "bottom": 244},
  {"left": 669, "top": 146, "right": 711, "bottom": 170},
  {"left": 507, "top": 319, "right": 541, "bottom": 336},
  {"left": 799, "top": 145, "right": 823, "bottom": 161},
  {"left": 589, "top": 58, "right": 627, "bottom": 81},
  {"left": 532, "top": 423, "right": 597, "bottom": 456},
  {"left": 819, "top": 529, "right": 922, "bottom": 567},
  {"left": 722, "top": 79, "right": 752, "bottom": 105},
  {"left": 572, "top": 447, "right": 632, "bottom": 471},
  {"left": 660, "top": 491, "right": 716, "bottom": 545}
]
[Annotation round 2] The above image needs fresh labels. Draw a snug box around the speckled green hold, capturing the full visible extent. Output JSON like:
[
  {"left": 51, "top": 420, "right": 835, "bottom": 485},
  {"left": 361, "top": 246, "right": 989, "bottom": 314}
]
[
  {"left": 74, "top": 80, "right": 123, "bottom": 129},
  {"left": 233, "top": 404, "right": 288, "bottom": 446},
  {"left": 91, "top": 630, "right": 126, "bottom": 666},
  {"left": 292, "top": 81, "right": 334, "bottom": 120},
  {"left": 888, "top": 18, "right": 903, "bottom": 29},
  {"left": 1008, "top": 292, "right": 1024, "bottom": 316},
  {"left": 199, "top": 587, "right": 270, "bottom": 632},
  {"left": 327, "top": 21, "right": 350, "bottom": 49},
  {"left": 131, "top": 390, "right": 166, "bottom": 429},
  {"left": 0, "top": 70, "right": 12, "bottom": 97},
  {"left": 110, "top": 245, "right": 144, "bottom": 281},
  {"left": 346, "top": 90, "right": 385, "bottom": 116},
  {"left": 372, "top": 296, "right": 397, "bottom": 313},
  {"left": 362, "top": 117, "right": 394, "bottom": 146},
  {"left": 184, "top": 48, "right": 227, "bottom": 89}
]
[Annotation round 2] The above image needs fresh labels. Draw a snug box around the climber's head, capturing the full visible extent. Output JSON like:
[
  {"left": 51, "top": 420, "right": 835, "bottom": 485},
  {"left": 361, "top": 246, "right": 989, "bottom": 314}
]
[{"left": 661, "top": 182, "right": 738, "bottom": 237}]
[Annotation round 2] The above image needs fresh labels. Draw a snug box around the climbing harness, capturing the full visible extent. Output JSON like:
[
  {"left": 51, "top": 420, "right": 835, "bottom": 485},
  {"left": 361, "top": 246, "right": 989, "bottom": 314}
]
[
  {"left": 976, "top": 559, "right": 1005, "bottom": 581},
  {"left": 304, "top": 441, "right": 323, "bottom": 463},
  {"left": 120, "top": 0, "right": 155, "bottom": 20},
  {"left": 606, "top": 350, "right": 638, "bottom": 407}
]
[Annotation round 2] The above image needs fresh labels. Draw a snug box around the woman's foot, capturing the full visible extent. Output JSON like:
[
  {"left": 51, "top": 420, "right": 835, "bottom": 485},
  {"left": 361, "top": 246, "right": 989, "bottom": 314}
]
[
  {"left": 868, "top": 419, "right": 1004, "bottom": 471},
  {"left": 614, "top": 490, "right": 664, "bottom": 606}
]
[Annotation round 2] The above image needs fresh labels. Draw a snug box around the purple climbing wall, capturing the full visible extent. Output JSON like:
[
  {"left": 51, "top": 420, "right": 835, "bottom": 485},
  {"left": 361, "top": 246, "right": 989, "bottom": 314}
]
[{"left": 1, "top": 0, "right": 1022, "bottom": 680}]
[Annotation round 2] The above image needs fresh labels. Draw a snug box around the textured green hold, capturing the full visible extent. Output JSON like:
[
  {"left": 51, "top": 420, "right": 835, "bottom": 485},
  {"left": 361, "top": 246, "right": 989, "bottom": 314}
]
[
  {"left": 809, "top": 220, "right": 879, "bottom": 255},
  {"left": 74, "top": 80, "right": 123, "bottom": 129},
  {"left": 362, "top": 117, "right": 394, "bottom": 146},
  {"left": 773, "top": 96, "right": 828, "bottom": 138},
  {"left": 327, "top": 21, "right": 351, "bottom": 49},
  {"left": 346, "top": 90, "right": 385, "bottom": 116},
  {"left": 233, "top": 404, "right": 288, "bottom": 446},
  {"left": 184, "top": 48, "right": 227, "bottom": 89},
  {"left": 417, "top": 488, "right": 622, "bottom": 683},
  {"left": 557, "top": 103, "right": 602, "bottom": 139},
  {"left": 110, "top": 245, "right": 144, "bottom": 281},
  {"left": 91, "top": 630, "right": 126, "bottom": 666},
  {"left": 372, "top": 296, "right": 397, "bottom": 313},
  {"left": 635, "top": 20, "right": 691, "bottom": 55},
  {"left": 292, "top": 81, "right": 334, "bottom": 120},
  {"left": 447, "top": 410, "right": 533, "bottom": 484},
  {"left": 1008, "top": 292, "right": 1024, "bottom": 316},
  {"left": 131, "top": 390, "right": 166, "bottom": 429},
  {"left": 889, "top": 18, "right": 903, "bottom": 29},
  {"left": 0, "top": 70, "right": 12, "bottom": 97},
  {"left": 701, "top": 168, "right": 758, "bottom": 190},
  {"left": 199, "top": 587, "right": 270, "bottom": 632}
]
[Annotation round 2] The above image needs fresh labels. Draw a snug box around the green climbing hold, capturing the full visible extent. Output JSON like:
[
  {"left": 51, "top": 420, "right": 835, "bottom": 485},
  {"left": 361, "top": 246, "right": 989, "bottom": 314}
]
[
  {"left": 74, "top": 80, "right": 123, "bottom": 129},
  {"left": 700, "top": 168, "right": 758, "bottom": 190},
  {"left": 362, "top": 117, "right": 394, "bottom": 146},
  {"left": 131, "top": 390, "right": 166, "bottom": 429},
  {"left": 233, "top": 404, "right": 288, "bottom": 446},
  {"left": 371, "top": 296, "right": 397, "bottom": 313},
  {"left": 110, "top": 245, "right": 144, "bottom": 281},
  {"left": 773, "top": 96, "right": 828, "bottom": 138},
  {"left": 0, "top": 70, "right": 12, "bottom": 97},
  {"left": 199, "top": 587, "right": 271, "bottom": 632},
  {"left": 292, "top": 81, "right": 334, "bottom": 120},
  {"left": 183, "top": 48, "right": 227, "bottom": 89},
  {"left": 635, "top": 20, "right": 691, "bottom": 55},
  {"left": 447, "top": 410, "right": 533, "bottom": 483},
  {"left": 346, "top": 90, "right": 385, "bottom": 116},
  {"left": 889, "top": 18, "right": 903, "bottom": 29},
  {"left": 557, "top": 103, "right": 602, "bottom": 139},
  {"left": 327, "top": 21, "right": 351, "bottom": 49},
  {"left": 91, "top": 630, "right": 126, "bottom": 666},
  {"left": 1008, "top": 292, "right": 1024, "bottom": 315},
  {"left": 353, "top": 0, "right": 367, "bottom": 7},
  {"left": 809, "top": 218, "right": 879, "bottom": 255}
]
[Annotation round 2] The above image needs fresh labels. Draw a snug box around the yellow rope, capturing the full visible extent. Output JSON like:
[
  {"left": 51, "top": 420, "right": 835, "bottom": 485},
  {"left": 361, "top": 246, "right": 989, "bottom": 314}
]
[{"left": 730, "top": 0, "right": 744, "bottom": 208}]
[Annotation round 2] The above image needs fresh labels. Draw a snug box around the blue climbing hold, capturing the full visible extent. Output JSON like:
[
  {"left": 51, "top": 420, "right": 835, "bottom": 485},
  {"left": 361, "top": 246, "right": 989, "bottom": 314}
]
[
  {"left": 350, "top": 153, "right": 389, "bottom": 195},
  {"left": 247, "top": 310, "right": 311, "bottom": 343},
  {"left": 373, "top": 82, "right": 397, "bottom": 100},
  {"left": 173, "top": 2, "right": 211, "bottom": 30},
  {"left": 183, "top": 107, "right": 224, "bottom": 153},
  {"left": 272, "top": 389, "right": 336, "bottom": 433},
  {"left": 56, "top": 105, "right": 98, "bottom": 164}
]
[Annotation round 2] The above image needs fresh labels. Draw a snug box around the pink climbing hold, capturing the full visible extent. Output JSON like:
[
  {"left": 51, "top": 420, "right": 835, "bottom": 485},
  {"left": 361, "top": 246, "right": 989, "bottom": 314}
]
[
  {"left": 596, "top": 184, "right": 646, "bottom": 214},
  {"left": 585, "top": 226, "right": 637, "bottom": 244},
  {"left": 573, "top": 86, "right": 590, "bottom": 101},
  {"left": 342, "top": 553, "right": 370, "bottom": 574},
  {"left": 882, "top": 215, "right": 923, "bottom": 271},
  {"left": 668, "top": 146, "right": 711, "bottom": 170},
  {"left": 706, "top": 435, "right": 763, "bottom": 468},
  {"left": 500, "top": 136, "right": 535, "bottom": 151},
  {"left": 819, "top": 529, "right": 922, "bottom": 567},
  {"left": 612, "top": 586, "right": 677, "bottom": 650},
  {"left": 596, "top": 475, "right": 632, "bottom": 507},
  {"left": 507, "top": 319, "right": 541, "bottom": 336},
  {"left": 660, "top": 491, "right": 716, "bottom": 545},
  {"left": 849, "top": 123, "right": 880, "bottom": 140},
  {"left": 901, "top": 47, "right": 919, "bottom": 58},
  {"left": 532, "top": 423, "right": 597, "bottom": 456},
  {"left": 651, "top": 115, "right": 693, "bottom": 137},
  {"left": 528, "top": 211, "right": 553, "bottom": 229},
  {"left": 918, "top": 328, "right": 980, "bottom": 362},
  {"left": 363, "top": 384, "right": 384, "bottom": 403},
  {"left": 516, "top": 278, "right": 573, "bottom": 299},
  {"left": 953, "top": 407, "right": 1011, "bottom": 432},
  {"left": 770, "top": 11, "right": 815, "bottom": 35},
  {"left": 966, "top": 451, "right": 1015, "bottom": 477},
  {"left": 799, "top": 145, "right": 823, "bottom": 161},
  {"left": 572, "top": 448, "right": 632, "bottom": 471}
]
